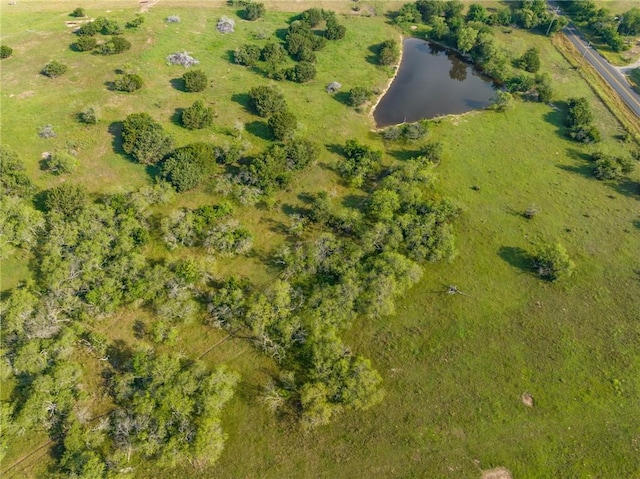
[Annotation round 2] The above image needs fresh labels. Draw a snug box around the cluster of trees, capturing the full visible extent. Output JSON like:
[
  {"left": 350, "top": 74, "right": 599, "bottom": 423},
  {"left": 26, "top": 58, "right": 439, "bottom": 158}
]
[
  {"left": 160, "top": 142, "right": 218, "bottom": 191},
  {"left": 247, "top": 85, "right": 298, "bottom": 139},
  {"left": 560, "top": 1, "right": 638, "bottom": 52},
  {"left": 505, "top": 72, "right": 553, "bottom": 102},
  {"left": 382, "top": 121, "right": 428, "bottom": 142},
  {"left": 122, "top": 113, "right": 174, "bottom": 164},
  {"left": 516, "top": 47, "right": 540, "bottom": 73},
  {"left": 72, "top": 15, "right": 137, "bottom": 54},
  {"left": 590, "top": 151, "right": 636, "bottom": 181},
  {"left": 565, "top": 97, "right": 601, "bottom": 143}
]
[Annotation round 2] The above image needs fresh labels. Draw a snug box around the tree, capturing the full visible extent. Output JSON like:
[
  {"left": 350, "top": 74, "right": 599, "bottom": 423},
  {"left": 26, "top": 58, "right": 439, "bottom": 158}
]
[
  {"left": 268, "top": 110, "right": 297, "bottom": 140},
  {"left": 244, "top": 2, "right": 265, "bottom": 20},
  {"left": 591, "top": 152, "right": 635, "bottom": 180},
  {"left": 114, "top": 73, "right": 143, "bottom": 92},
  {"left": 368, "top": 189, "right": 400, "bottom": 222},
  {"left": 0, "top": 45, "right": 12, "bottom": 59},
  {"left": 532, "top": 242, "right": 575, "bottom": 282},
  {"left": 96, "top": 36, "right": 131, "bottom": 55},
  {"left": 161, "top": 144, "right": 215, "bottom": 192},
  {"left": 72, "top": 36, "right": 97, "bottom": 52},
  {"left": 42, "top": 61, "right": 68, "bottom": 78},
  {"left": 286, "top": 61, "right": 316, "bottom": 83},
  {"left": 261, "top": 42, "right": 286, "bottom": 64},
  {"left": 347, "top": 86, "right": 371, "bottom": 107},
  {"left": 534, "top": 73, "right": 553, "bottom": 102},
  {"left": 235, "top": 44, "right": 261, "bottom": 66},
  {"left": 325, "top": 18, "right": 346, "bottom": 40},
  {"left": 300, "top": 8, "right": 323, "bottom": 27},
  {"left": 378, "top": 39, "right": 399, "bottom": 66},
  {"left": 44, "top": 151, "right": 78, "bottom": 175},
  {"left": 44, "top": 183, "right": 89, "bottom": 214},
  {"left": 466, "top": 3, "right": 488, "bottom": 23},
  {"left": 456, "top": 26, "right": 478, "bottom": 53},
  {"left": 517, "top": 47, "right": 540, "bottom": 73},
  {"left": 248, "top": 85, "right": 286, "bottom": 117},
  {"left": 71, "top": 7, "right": 86, "bottom": 17},
  {"left": 339, "top": 139, "right": 383, "bottom": 187},
  {"left": 619, "top": 8, "right": 640, "bottom": 35},
  {"left": 181, "top": 100, "right": 214, "bottom": 130},
  {"left": 182, "top": 69, "right": 208, "bottom": 92},
  {"left": 122, "top": 113, "right": 174, "bottom": 165},
  {"left": 491, "top": 90, "right": 514, "bottom": 112},
  {"left": 1, "top": 147, "right": 34, "bottom": 198},
  {"left": 565, "top": 97, "right": 600, "bottom": 143},
  {"left": 126, "top": 14, "right": 145, "bottom": 29}
]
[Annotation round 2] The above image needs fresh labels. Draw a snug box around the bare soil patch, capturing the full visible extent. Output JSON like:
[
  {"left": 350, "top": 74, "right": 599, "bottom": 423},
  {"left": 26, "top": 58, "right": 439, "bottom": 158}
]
[{"left": 481, "top": 467, "right": 513, "bottom": 479}]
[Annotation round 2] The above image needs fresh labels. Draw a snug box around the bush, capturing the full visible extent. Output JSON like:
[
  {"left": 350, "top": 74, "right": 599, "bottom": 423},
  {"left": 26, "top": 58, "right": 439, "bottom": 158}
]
[
  {"left": 286, "top": 61, "right": 316, "bottom": 83},
  {"left": 0, "top": 45, "right": 13, "bottom": 59},
  {"left": 182, "top": 100, "right": 214, "bottom": 130},
  {"left": 96, "top": 36, "right": 131, "bottom": 55},
  {"left": 268, "top": 110, "right": 297, "bottom": 140},
  {"left": 217, "top": 16, "right": 235, "bottom": 34},
  {"left": 126, "top": 15, "right": 145, "bottom": 28},
  {"left": 76, "top": 22, "right": 99, "bottom": 36},
  {"left": 261, "top": 42, "right": 286, "bottom": 64},
  {"left": 72, "top": 36, "right": 97, "bottom": 51},
  {"left": 491, "top": 90, "right": 514, "bottom": 111},
  {"left": 378, "top": 39, "right": 399, "bottom": 66},
  {"left": 534, "top": 73, "right": 553, "bottom": 102},
  {"left": 517, "top": 47, "right": 540, "bottom": 73},
  {"left": 166, "top": 51, "right": 199, "bottom": 67},
  {"left": 44, "top": 183, "right": 89, "bottom": 214},
  {"left": 100, "top": 19, "right": 123, "bottom": 35},
  {"left": 182, "top": 69, "right": 207, "bottom": 92},
  {"left": 42, "top": 61, "right": 68, "bottom": 78},
  {"left": 114, "top": 73, "right": 143, "bottom": 92},
  {"left": 532, "top": 242, "right": 575, "bottom": 282},
  {"left": 235, "top": 44, "right": 261, "bottom": 67},
  {"left": 300, "top": 8, "right": 323, "bottom": 27},
  {"left": 248, "top": 85, "right": 286, "bottom": 117},
  {"left": 565, "top": 97, "right": 600, "bottom": 143},
  {"left": 122, "top": 113, "right": 174, "bottom": 165},
  {"left": 244, "top": 2, "right": 265, "bottom": 20},
  {"left": 44, "top": 151, "right": 78, "bottom": 175},
  {"left": 347, "top": 86, "right": 371, "bottom": 107},
  {"left": 78, "top": 107, "right": 99, "bottom": 124},
  {"left": 339, "top": 139, "right": 383, "bottom": 187},
  {"left": 325, "top": 18, "right": 346, "bottom": 40},
  {"left": 161, "top": 143, "right": 216, "bottom": 192},
  {"left": 591, "top": 152, "right": 635, "bottom": 180},
  {"left": 71, "top": 7, "right": 86, "bottom": 17}
]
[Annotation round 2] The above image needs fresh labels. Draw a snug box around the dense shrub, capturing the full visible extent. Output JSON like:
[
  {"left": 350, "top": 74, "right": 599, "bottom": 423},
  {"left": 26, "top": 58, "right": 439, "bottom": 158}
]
[
  {"left": 122, "top": 113, "right": 174, "bottom": 165},
  {"left": 339, "top": 139, "right": 383, "bottom": 187},
  {"left": 244, "top": 2, "right": 265, "bottom": 21},
  {"left": 532, "top": 242, "right": 575, "bottom": 282},
  {"left": 517, "top": 47, "right": 540, "bottom": 73},
  {"left": 534, "top": 73, "right": 553, "bottom": 102},
  {"left": 1, "top": 45, "right": 13, "bottom": 59},
  {"left": 114, "top": 73, "right": 143, "bottom": 92},
  {"left": 44, "top": 151, "right": 78, "bottom": 175},
  {"left": 261, "top": 42, "right": 286, "bottom": 64},
  {"left": 100, "top": 19, "right": 123, "bottom": 35},
  {"left": 182, "top": 100, "right": 214, "bottom": 130},
  {"left": 286, "top": 61, "right": 316, "bottom": 83},
  {"left": 72, "top": 36, "right": 97, "bottom": 51},
  {"left": 78, "top": 107, "right": 99, "bottom": 124},
  {"left": 182, "top": 69, "right": 208, "bottom": 92},
  {"left": 248, "top": 85, "right": 286, "bottom": 117},
  {"left": 565, "top": 97, "right": 600, "bottom": 143},
  {"left": 268, "top": 110, "right": 297, "bottom": 140},
  {"left": 42, "top": 61, "right": 68, "bottom": 78},
  {"left": 126, "top": 15, "right": 145, "bottom": 28},
  {"left": 347, "top": 86, "right": 371, "bottom": 107},
  {"left": 96, "top": 36, "right": 131, "bottom": 55},
  {"left": 76, "top": 22, "right": 99, "bottom": 36},
  {"left": 0, "top": 147, "right": 35, "bottom": 198},
  {"left": 300, "top": 8, "right": 323, "bottom": 27},
  {"left": 71, "top": 7, "right": 86, "bottom": 17},
  {"left": 591, "top": 152, "right": 635, "bottom": 180},
  {"left": 325, "top": 17, "right": 346, "bottom": 40},
  {"left": 285, "top": 20, "right": 326, "bottom": 58},
  {"left": 378, "top": 39, "right": 399, "bottom": 66},
  {"left": 235, "top": 44, "right": 261, "bottom": 66},
  {"left": 161, "top": 143, "right": 216, "bottom": 192},
  {"left": 44, "top": 183, "right": 89, "bottom": 214}
]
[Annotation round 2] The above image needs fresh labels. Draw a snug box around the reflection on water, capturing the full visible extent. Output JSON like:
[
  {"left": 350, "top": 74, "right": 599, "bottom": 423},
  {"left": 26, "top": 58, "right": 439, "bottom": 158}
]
[{"left": 373, "top": 38, "right": 496, "bottom": 127}]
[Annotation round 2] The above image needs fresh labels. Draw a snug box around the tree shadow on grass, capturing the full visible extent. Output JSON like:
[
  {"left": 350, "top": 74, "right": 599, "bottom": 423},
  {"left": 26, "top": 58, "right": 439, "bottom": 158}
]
[
  {"left": 274, "top": 27, "right": 289, "bottom": 42},
  {"left": 557, "top": 163, "right": 593, "bottom": 180},
  {"left": 225, "top": 49, "right": 236, "bottom": 64},
  {"left": 170, "top": 77, "right": 185, "bottom": 91},
  {"left": 614, "top": 179, "right": 640, "bottom": 199},
  {"left": 170, "top": 108, "right": 184, "bottom": 127},
  {"left": 231, "top": 92, "right": 251, "bottom": 112},
  {"left": 367, "top": 43, "right": 382, "bottom": 65},
  {"left": 332, "top": 91, "right": 351, "bottom": 106},
  {"left": 108, "top": 121, "right": 126, "bottom": 156},
  {"left": 566, "top": 147, "right": 592, "bottom": 162},
  {"left": 245, "top": 120, "right": 271, "bottom": 140},
  {"left": 342, "top": 193, "right": 367, "bottom": 209},
  {"left": 325, "top": 143, "right": 344, "bottom": 156},
  {"left": 543, "top": 105, "right": 568, "bottom": 139},
  {"left": 104, "top": 80, "right": 116, "bottom": 91},
  {"left": 497, "top": 246, "right": 532, "bottom": 275}
]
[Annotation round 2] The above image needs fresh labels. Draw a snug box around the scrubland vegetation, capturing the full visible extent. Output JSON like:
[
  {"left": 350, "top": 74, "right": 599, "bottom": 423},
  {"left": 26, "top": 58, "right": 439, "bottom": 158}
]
[{"left": 1, "top": 1, "right": 639, "bottom": 478}]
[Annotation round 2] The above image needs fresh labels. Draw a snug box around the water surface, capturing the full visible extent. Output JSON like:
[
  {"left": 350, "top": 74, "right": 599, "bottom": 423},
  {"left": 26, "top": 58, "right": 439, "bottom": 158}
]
[{"left": 374, "top": 38, "right": 496, "bottom": 127}]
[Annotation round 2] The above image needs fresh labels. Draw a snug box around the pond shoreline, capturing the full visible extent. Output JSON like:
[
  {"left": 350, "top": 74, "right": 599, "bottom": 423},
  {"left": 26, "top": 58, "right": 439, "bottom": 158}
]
[{"left": 369, "top": 34, "right": 404, "bottom": 131}]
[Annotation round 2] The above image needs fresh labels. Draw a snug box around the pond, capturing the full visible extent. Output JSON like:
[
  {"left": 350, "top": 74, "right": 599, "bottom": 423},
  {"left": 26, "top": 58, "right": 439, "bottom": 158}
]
[{"left": 373, "top": 38, "right": 497, "bottom": 127}]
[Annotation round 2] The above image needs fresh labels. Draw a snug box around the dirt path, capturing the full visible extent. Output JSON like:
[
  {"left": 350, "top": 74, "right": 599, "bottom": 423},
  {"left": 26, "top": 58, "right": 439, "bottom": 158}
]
[
  {"left": 139, "top": 0, "right": 160, "bottom": 13},
  {"left": 0, "top": 440, "right": 52, "bottom": 478}
]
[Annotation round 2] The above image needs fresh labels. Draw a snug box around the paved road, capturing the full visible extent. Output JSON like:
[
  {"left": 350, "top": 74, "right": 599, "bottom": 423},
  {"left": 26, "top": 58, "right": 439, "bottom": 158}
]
[{"left": 559, "top": 22, "right": 640, "bottom": 118}]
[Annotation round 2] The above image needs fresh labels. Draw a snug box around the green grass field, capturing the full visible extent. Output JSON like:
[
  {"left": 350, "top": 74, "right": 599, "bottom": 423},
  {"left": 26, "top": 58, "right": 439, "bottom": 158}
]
[{"left": 1, "top": 2, "right": 639, "bottom": 478}]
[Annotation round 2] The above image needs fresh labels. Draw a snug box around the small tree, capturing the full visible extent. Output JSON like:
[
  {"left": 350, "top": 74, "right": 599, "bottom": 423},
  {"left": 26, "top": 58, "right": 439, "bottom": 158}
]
[
  {"left": 114, "top": 73, "right": 143, "bottom": 92},
  {"left": 182, "top": 69, "right": 207, "bottom": 92},
  {"left": 42, "top": 61, "right": 68, "bottom": 78},
  {"left": 378, "top": 39, "right": 399, "bottom": 65},
  {"left": 286, "top": 61, "right": 316, "bottom": 83},
  {"left": 44, "top": 183, "right": 89, "bottom": 214},
  {"left": 592, "top": 152, "right": 635, "bottom": 180},
  {"left": 268, "top": 110, "right": 297, "bottom": 140},
  {"left": 72, "top": 36, "right": 97, "bottom": 52},
  {"left": 532, "top": 242, "right": 575, "bottom": 282},
  {"left": 261, "top": 42, "right": 286, "bottom": 64},
  {"left": 235, "top": 44, "right": 261, "bottom": 67},
  {"left": 244, "top": 2, "right": 265, "bottom": 21},
  {"left": 1, "top": 45, "right": 13, "bottom": 59},
  {"left": 122, "top": 113, "right": 174, "bottom": 165},
  {"left": 248, "top": 85, "right": 286, "bottom": 117},
  {"left": 325, "top": 18, "right": 346, "bottom": 40},
  {"left": 347, "top": 86, "right": 371, "bottom": 107},
  {"left": 491, "top": 90, "right": 514, "bottom": 112},
  {"left": 96, "top": 36, "right": 131, "bottom": 55},
  {"left": 456, "top": 26, "right": 478, "bottom": 53},
  {"left": 517, "top": 47, "right": 540, "bottom": 73},
  {"left": 182, "top": 100, "right": 214, "bottom": 130},
  {"left": 126, "top": 15, "right": 145, "bottom": 29},
  {"left": 44, "top": 151, "right": 78, "bottom": 175},
  {"left": 78, "top": 107, "right": 99, "bottom": 124},
  {"left": 71, "top": 7, "right": 86, "bottom": 17}
]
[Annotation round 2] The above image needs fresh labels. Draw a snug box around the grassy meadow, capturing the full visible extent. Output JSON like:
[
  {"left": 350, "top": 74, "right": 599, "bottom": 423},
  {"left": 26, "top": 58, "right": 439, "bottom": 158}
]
[{"left": 1, "top": 1, "right": 640, "bottom": 478}]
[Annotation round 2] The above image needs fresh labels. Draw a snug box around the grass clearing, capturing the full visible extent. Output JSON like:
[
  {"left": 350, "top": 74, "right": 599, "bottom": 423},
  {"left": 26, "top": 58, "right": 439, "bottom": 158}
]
[{"left": 2, "top": 2, "right": 640, "bottom": 478}]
